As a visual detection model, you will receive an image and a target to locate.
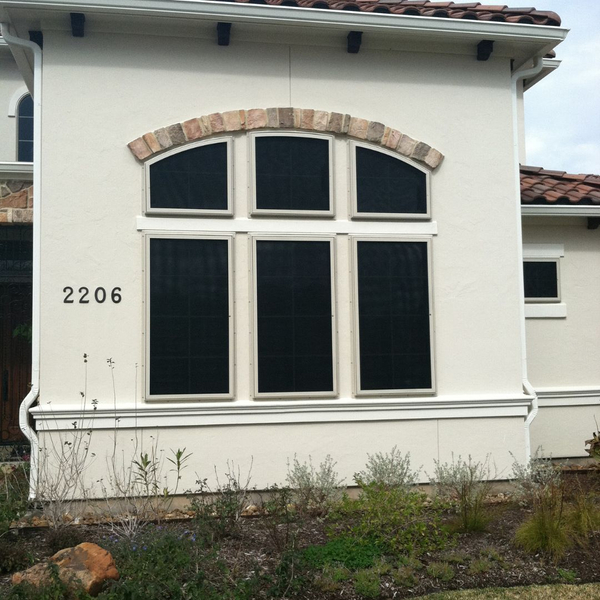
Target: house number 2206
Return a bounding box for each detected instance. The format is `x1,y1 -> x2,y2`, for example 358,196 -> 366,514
63,287 -> 122,304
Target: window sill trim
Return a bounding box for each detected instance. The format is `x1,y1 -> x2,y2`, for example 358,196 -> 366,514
524,303 -> 566,318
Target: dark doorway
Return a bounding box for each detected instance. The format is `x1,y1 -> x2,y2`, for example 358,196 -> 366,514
0,225 -> 32,445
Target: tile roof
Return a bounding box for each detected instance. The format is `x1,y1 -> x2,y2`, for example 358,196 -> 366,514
216,1 -> 562,26
521,166 -> 600,206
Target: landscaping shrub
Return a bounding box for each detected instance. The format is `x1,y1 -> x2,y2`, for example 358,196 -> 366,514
426,561 -> 454,582
286,454 -> 345,516
468,558 -> 491,575
430,454 -> 494,532
355,446 -> 419,490
258,484 -> 299,553
335,481 -> 450,556
303,536 -> 382,570
353,568 -> 381,598
392,565 -> 418,587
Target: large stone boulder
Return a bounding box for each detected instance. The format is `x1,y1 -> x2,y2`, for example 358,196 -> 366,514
12,542 -> 119,596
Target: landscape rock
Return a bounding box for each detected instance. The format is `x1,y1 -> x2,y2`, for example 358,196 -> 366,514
12,542 -> 119,596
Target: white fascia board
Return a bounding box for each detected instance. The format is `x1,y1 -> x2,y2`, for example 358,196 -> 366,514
0,0 -> 568,47
522,205 -> 600,217
0,161 -> 33,180
523,58 -> 561,91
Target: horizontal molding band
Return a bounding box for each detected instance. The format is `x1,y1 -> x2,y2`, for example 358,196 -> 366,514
32,395 -> 531,430
536,386 -> 600,408
525,303 -> 566,318
136,216 -> 438,235
0,161 -> 33,180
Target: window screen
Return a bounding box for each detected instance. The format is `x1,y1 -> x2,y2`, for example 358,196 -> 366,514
150,142 -> 228,211
256,240 -> 333,394
523,261 -> 559,300
255,136 -> 330,211
17,95 -> 33,163
149,238 -> 229,396
355,147 -> 427,215
357,241 -> 431,391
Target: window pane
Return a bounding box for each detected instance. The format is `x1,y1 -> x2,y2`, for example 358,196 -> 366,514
150,238 -> 229,395
357,241 -> 431,391
523,261 -> 558,299
256,240 -> 333,393
356,147 -> 427,214
18,95 -> 34,163
150,142 -> 228,210
255,137 -> 330,211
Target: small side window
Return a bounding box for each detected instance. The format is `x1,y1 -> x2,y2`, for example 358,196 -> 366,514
17,94 -> 33,162
351,143 -> 429,219
147,139 -> 231,215
523,260 -> 560,302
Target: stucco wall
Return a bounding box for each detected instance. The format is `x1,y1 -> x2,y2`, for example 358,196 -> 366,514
0,49 -> 25,163
32,27 -> 530,486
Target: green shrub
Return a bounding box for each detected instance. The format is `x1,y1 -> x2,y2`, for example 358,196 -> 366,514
479,546 -> 502,563
557,567 -> 578,583
426,561 -> 454,582
286,455 -> 345,516
355,447 -> 419,490
303,536 -> 382,570
567,487 -> 600,540
0,535 -> 30,574
313,564 -> 351,593
392,566 -> 418,587
468,558 -> 491,575
442,551 -> 471,565
397,555 -> 424,571
515,509 -> 572,561
335,482 -> 450,556
353,568 -> 381,598
430,454 -> 493,532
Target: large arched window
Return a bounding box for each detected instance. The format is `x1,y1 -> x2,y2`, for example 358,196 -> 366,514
144,132 -> 434,401
17,94 -> 33,162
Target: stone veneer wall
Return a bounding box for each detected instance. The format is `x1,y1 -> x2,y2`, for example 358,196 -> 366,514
0,181 -> 33,225
128,107 -> 444,170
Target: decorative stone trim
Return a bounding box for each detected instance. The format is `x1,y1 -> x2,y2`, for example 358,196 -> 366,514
128,107 -> 444,170
0,181 -> 34,224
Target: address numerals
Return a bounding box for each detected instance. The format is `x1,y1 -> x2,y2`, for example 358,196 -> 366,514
63,286 -> 122,304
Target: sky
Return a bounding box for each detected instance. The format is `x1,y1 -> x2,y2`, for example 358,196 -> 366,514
524,0 -> 600,174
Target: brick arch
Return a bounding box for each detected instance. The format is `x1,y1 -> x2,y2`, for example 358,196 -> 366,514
128,107 -> 444,170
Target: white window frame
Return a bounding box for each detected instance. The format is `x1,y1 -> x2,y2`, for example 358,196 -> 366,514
144,232 -> 235,402
145,137 -> 233,217
249,131 -> 335,218
250,234 -> 338,399
523,257 -> 561,303
351,235 -> 435,397
349,141 -> 431,221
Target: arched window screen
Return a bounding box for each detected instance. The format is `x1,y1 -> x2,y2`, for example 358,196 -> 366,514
17,94 -> 33,162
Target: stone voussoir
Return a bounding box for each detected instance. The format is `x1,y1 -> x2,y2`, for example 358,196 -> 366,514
128,107 -> 443,169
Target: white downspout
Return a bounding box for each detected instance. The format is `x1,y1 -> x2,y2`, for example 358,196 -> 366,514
511,55 -> 544,463
1,23 -> 42,499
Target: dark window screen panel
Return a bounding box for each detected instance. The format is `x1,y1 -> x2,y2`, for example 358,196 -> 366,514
256,240 -> 333,393
356,147 -> 427,214
150,238 -> 229,396
523,261 -> 558,299
357,241 -> 431,391
255,137 -> 330,211
150,142 -> 228,210
18,95 -> 34,163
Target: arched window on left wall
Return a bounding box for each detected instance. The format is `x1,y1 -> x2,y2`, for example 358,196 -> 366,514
17,94 -> 33,162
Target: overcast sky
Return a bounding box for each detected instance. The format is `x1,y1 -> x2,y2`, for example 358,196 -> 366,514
524,0 -> 600,174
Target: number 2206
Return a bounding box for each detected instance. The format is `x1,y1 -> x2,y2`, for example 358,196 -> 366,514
63,287 -> 122,304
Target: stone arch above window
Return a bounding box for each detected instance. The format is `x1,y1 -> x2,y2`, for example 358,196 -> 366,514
128,107 -> 444,171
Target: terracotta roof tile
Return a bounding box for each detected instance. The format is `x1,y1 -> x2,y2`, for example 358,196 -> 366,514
214,0 -> 562,26
521,166 -> 600,206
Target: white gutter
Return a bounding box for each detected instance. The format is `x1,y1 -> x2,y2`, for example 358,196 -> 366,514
0,0 -> 568,48
522,205 -> 600,217
512,56 -> 545,463
0,161 -> 33,180
1,23 -> 41,499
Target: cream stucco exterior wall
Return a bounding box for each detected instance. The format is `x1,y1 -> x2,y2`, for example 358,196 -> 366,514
524,217 -> 600,457
30,26 -> 532,489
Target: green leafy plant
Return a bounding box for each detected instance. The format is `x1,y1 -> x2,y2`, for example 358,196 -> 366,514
313,564 -> 351,593
426,561 -> 454,582
303,536 -> 382,570
392,565 -> 418,587
430,454 -> 494,532
286,454 -> 345,516
355,446 -> 419,490
557,567 -> 578,583
353,568 -> 381,598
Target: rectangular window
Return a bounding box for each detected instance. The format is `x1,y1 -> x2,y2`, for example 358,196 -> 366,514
148,236 -> 232,398
252,134 -> 333,216
523,259 -> 560,302
254,238 -> 335,396
147,139 -> 232,215
354,239 -> 433,394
